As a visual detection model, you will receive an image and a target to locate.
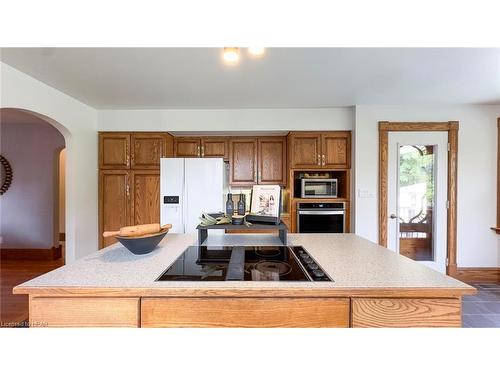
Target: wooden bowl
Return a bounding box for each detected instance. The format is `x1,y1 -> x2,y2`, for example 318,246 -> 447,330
115,228 -> 169,255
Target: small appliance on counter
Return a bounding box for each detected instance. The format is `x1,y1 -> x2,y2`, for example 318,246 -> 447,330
245,185 -> 282,225
156,245 -> 332,282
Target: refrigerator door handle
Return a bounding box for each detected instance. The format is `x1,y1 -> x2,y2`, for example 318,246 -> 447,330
183,159 -> 187,233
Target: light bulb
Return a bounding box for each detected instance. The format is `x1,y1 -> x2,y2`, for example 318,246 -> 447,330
248,47 -> 265,57
223,47 -> 240,63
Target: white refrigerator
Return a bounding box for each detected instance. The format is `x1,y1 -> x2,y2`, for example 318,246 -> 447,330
160,158 -> 224,233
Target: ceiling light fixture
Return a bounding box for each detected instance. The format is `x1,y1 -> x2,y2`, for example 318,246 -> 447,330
222,47 -> 240,64
248,47 -> 265,57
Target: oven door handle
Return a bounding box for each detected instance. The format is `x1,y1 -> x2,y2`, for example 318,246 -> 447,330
298,211 -> 345,215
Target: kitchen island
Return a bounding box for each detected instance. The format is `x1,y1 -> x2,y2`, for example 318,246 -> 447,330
14,234 -> 475,328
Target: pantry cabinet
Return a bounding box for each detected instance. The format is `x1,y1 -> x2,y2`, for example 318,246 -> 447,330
288,131 -> 351,169
99,170 -> 161,249
98,132 -> 172,249
130,170 -> 161,226
99,170 -> 131,248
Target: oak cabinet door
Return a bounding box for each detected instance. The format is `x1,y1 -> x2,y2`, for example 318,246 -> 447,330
131,170 -> 160,226
201,137 -> 228,160
174,138 -> 201,158
258,137 -> 287,185
321,132 -> 351,168
99,133 -> 130,169
99,170 -> 130,249
289,133 -> 321,168
131,133 -> 167,169
229,138 -> 258,185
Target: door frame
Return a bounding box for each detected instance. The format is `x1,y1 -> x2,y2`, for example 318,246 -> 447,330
378,121 -> 459,275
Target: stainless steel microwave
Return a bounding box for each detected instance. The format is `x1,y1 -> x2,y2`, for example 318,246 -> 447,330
301,178 -> 338,198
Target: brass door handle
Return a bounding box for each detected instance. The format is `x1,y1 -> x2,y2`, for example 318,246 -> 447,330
201,146 -> 205,157
322,154 -> 325,166
197,146 -> 200,157
317,154 -> 321,166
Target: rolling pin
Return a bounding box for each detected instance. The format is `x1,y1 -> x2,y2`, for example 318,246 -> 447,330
103,223 -> 172,238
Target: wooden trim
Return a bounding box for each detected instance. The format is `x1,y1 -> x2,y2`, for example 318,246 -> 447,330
453,267 -> 500,283
494,118 -> 500,234
379,122 -> 458,132
447,123 -> 459,275
13,286 -> 475,298
1,246 -> 62,261
378,121 -> 459,276
378,125 -> 388,246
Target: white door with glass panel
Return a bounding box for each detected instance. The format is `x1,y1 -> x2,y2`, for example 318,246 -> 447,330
387,132 -> 448,273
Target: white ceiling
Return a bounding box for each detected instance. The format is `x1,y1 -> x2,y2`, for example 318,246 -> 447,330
1,48 -> 499,109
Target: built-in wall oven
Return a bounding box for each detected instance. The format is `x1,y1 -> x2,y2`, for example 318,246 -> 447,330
297,202 -> 346,233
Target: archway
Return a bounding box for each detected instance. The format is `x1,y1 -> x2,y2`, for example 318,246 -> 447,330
0,107 -> 70,325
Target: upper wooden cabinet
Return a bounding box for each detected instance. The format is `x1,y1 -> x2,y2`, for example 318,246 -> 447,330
229,138 -> 258,185
229,137 -> 287,186
258,137 -> 287,185
174,137 -> 229,160
288,131 -> 351,169
174,137 -> 201,158
131,133 -> 172,169
288,133 -> 321,168
99,132 -> 173,170
321,132 -> 351,168
99,133 -> 131,169
201,137 -> 228,160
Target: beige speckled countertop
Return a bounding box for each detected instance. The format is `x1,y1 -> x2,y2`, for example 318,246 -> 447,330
14,234 -> 475,297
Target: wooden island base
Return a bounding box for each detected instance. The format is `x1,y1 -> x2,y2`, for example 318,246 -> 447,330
24,291 -> 463,328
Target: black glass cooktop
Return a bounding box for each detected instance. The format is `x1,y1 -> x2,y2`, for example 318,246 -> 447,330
156,246 -> 332,282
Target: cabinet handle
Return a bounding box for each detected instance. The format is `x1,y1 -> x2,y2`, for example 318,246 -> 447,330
317,154 -> 321,166
197,146 -> 200,157
126,184 -> 130,196
201,146 -> 204,157
322,154 -> 325,166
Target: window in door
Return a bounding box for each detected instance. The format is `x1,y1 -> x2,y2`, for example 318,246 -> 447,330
398,145 -> 435,261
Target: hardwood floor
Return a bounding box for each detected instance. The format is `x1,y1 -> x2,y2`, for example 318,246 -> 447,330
1,257 -> 64,327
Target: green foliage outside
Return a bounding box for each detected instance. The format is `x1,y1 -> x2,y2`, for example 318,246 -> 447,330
399,145 -> 434,206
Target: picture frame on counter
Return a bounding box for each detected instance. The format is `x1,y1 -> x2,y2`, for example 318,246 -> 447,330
247,185 -> 282,225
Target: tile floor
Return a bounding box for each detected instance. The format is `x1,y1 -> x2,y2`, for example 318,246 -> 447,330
462,283 -> 500,328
